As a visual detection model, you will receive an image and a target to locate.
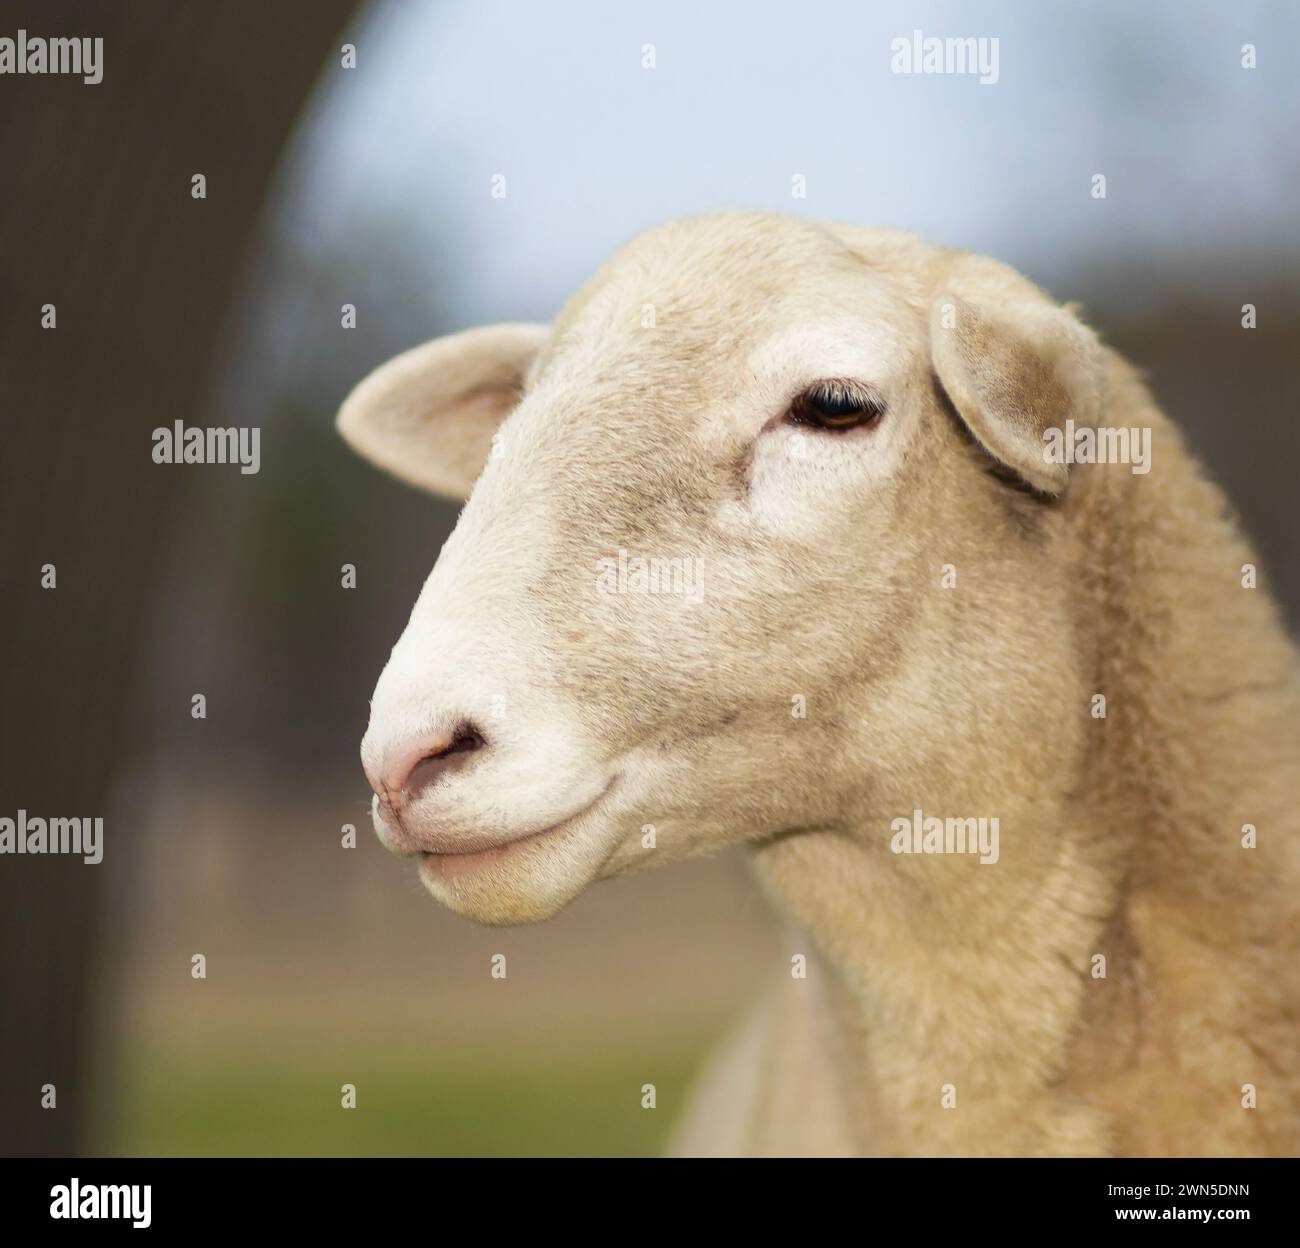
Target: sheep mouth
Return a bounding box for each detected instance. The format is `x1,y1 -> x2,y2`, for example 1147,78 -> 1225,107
417,776 -> 619,880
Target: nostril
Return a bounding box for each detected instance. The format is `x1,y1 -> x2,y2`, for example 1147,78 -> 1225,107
401,723 -> 486,797
423,726 -> 485,765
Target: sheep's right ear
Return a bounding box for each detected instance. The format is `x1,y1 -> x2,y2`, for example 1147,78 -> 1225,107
336,323 -> 550,501
929,295 -> 1101,496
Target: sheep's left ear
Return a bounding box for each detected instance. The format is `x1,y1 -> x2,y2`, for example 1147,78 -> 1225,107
336,323 -> 550,501
929,294 -> 1102,496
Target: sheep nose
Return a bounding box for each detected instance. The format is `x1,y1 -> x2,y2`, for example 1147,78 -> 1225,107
363,724 -> 487,810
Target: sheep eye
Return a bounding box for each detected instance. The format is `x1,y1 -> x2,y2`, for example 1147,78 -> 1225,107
786,381 -> 886,432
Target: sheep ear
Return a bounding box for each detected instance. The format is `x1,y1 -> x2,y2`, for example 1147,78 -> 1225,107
929,295 -> 1101,496
336,323 -> 550,501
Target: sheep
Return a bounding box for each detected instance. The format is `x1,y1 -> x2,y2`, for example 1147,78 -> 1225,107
336,212 -> 1300,1157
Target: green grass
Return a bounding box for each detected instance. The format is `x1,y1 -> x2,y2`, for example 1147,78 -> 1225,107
99,1028 -> 709,1156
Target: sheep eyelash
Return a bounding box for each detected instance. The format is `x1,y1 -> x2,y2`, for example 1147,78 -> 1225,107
785,378 -> 888,430
803,379 -> 884,409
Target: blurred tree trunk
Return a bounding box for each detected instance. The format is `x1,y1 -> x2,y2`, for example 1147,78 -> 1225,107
0,0 -> 358,1155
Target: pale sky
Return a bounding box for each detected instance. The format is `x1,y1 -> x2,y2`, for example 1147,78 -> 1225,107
239,0 -> 1299,409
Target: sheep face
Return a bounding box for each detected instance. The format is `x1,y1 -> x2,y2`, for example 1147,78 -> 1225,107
338,213 -> 1101,925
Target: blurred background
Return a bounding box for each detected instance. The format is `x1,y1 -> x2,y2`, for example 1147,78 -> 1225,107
1,0 -> 1297,1155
